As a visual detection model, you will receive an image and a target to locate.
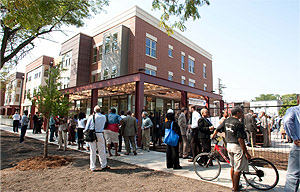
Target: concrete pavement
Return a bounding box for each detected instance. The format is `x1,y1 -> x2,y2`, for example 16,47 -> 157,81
0,124 -> 287,191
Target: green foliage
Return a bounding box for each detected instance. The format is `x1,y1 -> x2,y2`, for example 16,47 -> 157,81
152,0 -> 210,35
27,65 -> 71,120
254,94 -> 280,101
279,93 -> 298,116
1,0 -> 109,68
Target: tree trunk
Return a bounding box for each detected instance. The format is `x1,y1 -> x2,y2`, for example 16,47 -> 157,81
44,118 -> 49,158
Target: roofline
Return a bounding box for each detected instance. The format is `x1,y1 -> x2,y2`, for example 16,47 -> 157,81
89,6 -> 212,60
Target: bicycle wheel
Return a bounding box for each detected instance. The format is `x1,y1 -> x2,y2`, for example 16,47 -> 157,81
193,153 -> 221,181
243,158 -> 279,190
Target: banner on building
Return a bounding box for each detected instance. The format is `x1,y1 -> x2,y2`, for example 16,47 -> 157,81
188,98 -> 206,106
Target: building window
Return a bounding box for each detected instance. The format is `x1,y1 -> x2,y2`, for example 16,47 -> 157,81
168,71 -> 173,81
28,76 -> 31,82
146,38 -> 156,58
44,70 -> 49,77
98,45 -> 103,61
93,47 -> 97,63
204,84 -> 207,91
34,73 -> 38,79
105,36 -> 110,54
181,55 -> 185,69
39,72 -> 41,77
112,33 -> 118,51
97,73 -> 101,81
91,75 -> 96,83
189,79 -> 195,87
15,94 -> 20,102
188,58 -> 195,73
111,66 -> 117,78
203,64 -> 206,78
17,80 -> 21,88
181,76 -> 185,84
145,68 -> 156,76
103,68 -> 109,80
168,45 -> 173,57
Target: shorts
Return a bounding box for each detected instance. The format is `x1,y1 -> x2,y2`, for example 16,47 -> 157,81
104,130 -> 119,145
227,143 -> 249,172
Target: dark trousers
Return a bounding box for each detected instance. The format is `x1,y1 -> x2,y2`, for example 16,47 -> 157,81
19,125 -> 27,143
200,138 -> 212,165
13,120 -> 19,132
118,134 -> 122,152
50,125 -> 55,141
77,128 -> 84,148
190,128 -> 202,160
33,123 -> 38,134
166,144 -> 180,168
68,126 -> 76,142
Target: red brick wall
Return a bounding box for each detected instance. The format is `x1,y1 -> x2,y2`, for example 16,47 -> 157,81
132,17 -> 213,92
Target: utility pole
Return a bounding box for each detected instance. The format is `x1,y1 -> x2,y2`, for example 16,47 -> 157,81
217,78 -> 226,95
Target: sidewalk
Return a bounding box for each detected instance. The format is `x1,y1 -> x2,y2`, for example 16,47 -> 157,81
0,124 -> 287,191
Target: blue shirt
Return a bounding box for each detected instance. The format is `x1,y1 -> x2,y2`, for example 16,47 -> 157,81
21,115 -> 29,126
84,113 -> 106,133
107,113 -> 122,124
283,105 -> 300,141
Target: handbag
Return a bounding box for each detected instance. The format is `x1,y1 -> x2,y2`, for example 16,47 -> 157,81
84,115 -> 97,142
164,122 -> 179,146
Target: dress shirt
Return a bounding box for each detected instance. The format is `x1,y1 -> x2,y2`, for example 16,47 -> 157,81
283,105 -> 300,141
12,114 -> 20,121
191,111 -> 201,129
84,113 -> 106,133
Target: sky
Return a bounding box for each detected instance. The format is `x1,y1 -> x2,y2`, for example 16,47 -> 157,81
16,0 -> 300,102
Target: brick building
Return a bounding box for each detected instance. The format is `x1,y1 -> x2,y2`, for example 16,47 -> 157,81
59,6 -> 221,118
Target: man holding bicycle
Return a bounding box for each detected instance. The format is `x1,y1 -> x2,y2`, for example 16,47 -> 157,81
213,107 -> 251,192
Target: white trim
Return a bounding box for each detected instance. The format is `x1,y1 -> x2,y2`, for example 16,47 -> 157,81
188,55 -> 195,61
181,76 -> 186,80
145,63 -> 157,71
88,6 -> 212,60
91,69 -> 101,75
189,78 -> 195,83
181,51 -> 185,56
94,42 -> 103,48
203,63 -> 206,67
168,45 -> 173,50
146,33 -> 157,42
168,71 -> 173,76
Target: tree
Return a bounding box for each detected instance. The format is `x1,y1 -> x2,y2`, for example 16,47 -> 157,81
28,65 -> 71,158
1,0 -> 209,69
254,94 -> 280,101
279,93 -> 298,116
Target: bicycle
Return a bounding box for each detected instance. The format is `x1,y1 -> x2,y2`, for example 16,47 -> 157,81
193,136 -> 279,190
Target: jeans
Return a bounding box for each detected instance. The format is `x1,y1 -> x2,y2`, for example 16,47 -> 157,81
284,144 -> 300,192
19,125 -> 27,143
49,125 -> 55,141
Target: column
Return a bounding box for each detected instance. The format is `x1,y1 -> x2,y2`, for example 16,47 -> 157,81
91,89 -> 98,112
180,91 -> 187,108
135,80 -> 144,147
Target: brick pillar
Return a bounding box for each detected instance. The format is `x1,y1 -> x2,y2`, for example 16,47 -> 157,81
181,91 -> 187,108
30,102 -> 35,129
135,80 -> 144,147
91,89 -> 98,112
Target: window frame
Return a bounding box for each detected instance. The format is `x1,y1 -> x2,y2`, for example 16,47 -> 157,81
146,38 -> 157,58
188,58 -> 195,73
92,47 -> 97,63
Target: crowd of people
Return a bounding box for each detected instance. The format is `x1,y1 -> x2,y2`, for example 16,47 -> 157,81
9,98 -> 299,191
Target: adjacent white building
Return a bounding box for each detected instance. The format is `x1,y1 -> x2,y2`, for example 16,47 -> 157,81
250,100 -> 283,116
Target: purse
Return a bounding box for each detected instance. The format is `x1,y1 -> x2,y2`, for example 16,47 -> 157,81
164,122 -> 179,146
84,115 -> 97,142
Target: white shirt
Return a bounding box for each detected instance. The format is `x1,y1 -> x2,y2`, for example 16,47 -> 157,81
84,113 -> 106,133
12,114 -> 20,121
191,111 -> 201,129
78,118 -> 87,128
120,115 -> 127,119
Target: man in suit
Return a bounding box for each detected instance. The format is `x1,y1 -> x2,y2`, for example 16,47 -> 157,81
122,111 -> 138,155
245,110 -> 257,146
178,107 -> 189,158
198,108 -> 214,164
